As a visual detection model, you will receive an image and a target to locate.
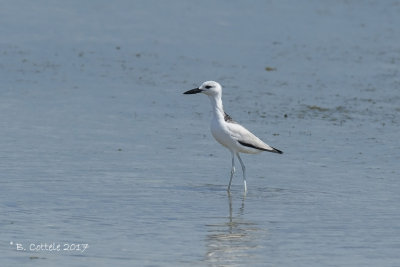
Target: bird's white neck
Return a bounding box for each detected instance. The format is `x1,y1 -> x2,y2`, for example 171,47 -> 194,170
208,94 -> 224,121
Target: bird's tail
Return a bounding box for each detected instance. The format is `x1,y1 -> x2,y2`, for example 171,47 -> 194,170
270,147 -> 283,154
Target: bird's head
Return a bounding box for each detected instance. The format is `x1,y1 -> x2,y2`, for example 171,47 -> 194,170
183,81 -> 222,97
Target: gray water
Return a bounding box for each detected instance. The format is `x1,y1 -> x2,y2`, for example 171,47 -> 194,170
1,1 -> 400,266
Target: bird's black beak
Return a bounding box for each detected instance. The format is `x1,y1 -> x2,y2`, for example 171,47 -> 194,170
183,88 -> 202,94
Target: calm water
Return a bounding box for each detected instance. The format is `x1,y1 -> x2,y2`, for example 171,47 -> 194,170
1,1 -> 399,266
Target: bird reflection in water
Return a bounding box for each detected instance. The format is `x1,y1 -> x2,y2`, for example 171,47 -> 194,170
205,194 -> 264,265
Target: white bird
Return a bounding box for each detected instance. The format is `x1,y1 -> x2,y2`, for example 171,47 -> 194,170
184,81 -> 283,193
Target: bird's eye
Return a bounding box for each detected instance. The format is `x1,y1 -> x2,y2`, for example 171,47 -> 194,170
205,85 -> 212,89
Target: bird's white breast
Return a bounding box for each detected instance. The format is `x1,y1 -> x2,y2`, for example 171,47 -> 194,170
210,117 -> 235,150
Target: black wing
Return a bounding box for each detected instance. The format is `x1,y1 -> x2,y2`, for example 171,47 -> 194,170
238,141 -> 283,154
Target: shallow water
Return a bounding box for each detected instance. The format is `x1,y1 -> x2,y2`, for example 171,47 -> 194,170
1,1 -> 400,266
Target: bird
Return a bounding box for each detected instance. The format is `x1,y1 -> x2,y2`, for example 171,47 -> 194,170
183,81 -> 283,193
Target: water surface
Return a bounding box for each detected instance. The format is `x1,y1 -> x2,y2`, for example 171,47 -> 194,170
1,1 -> 399,266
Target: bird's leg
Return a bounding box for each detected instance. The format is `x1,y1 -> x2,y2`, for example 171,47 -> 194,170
228,152 -> 235,192
236,153 -> 247,193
